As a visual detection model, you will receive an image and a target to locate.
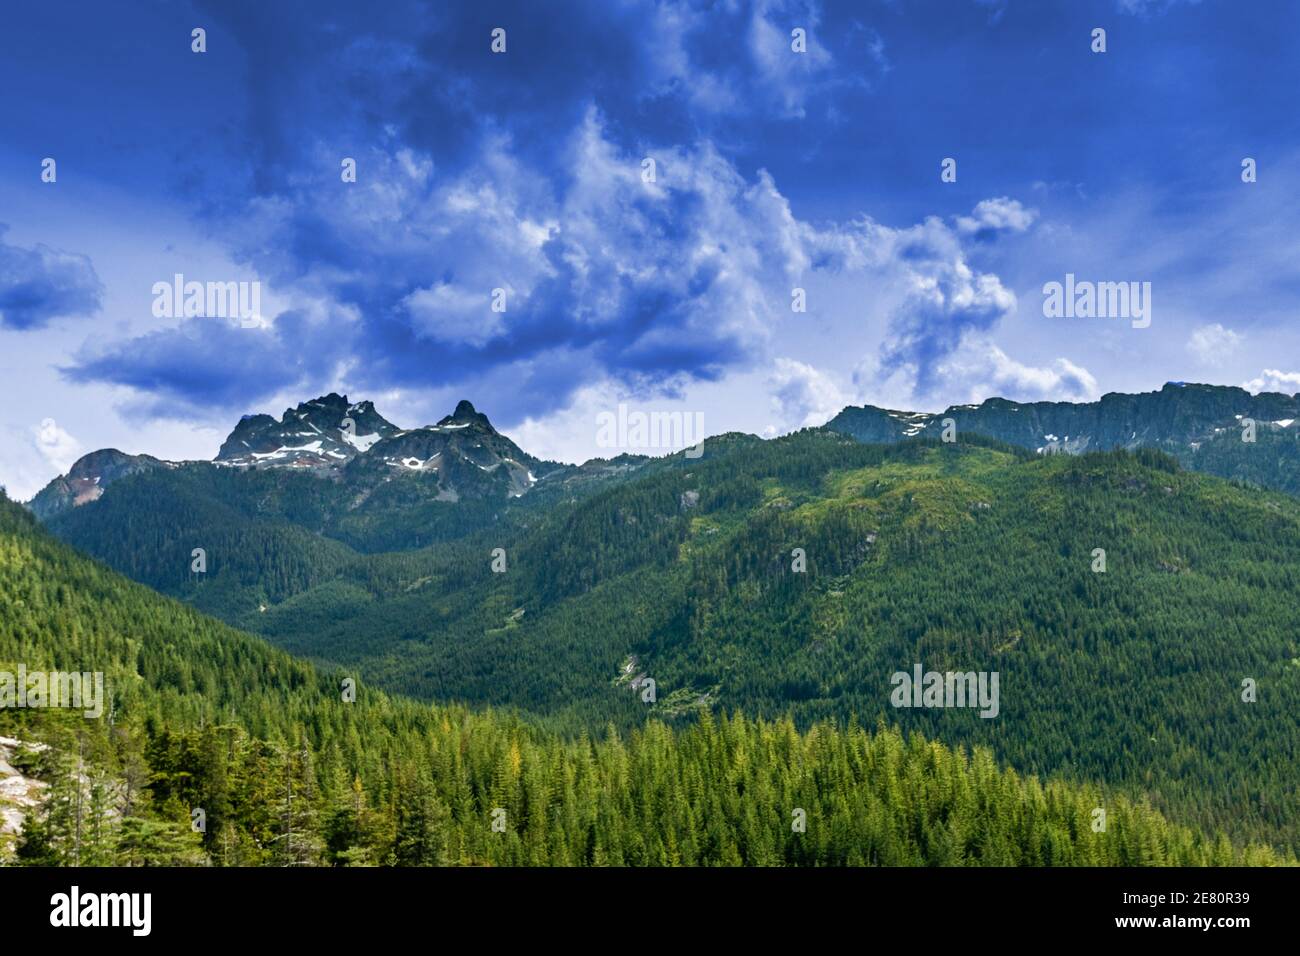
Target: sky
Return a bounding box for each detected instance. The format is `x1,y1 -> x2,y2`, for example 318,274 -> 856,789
3,0 -> 1300,499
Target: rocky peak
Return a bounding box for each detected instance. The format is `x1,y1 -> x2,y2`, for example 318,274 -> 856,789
826,383 -> 1300,454
437,400 -> 495,431
215,393 -> 400,470
27,449 -> 165,520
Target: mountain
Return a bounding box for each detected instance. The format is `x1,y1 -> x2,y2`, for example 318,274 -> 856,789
34,417 -> 1300,852
215,393 -> 399,469
234,430 -> 1300,852
29,396 -> 586,529
19,384 -> 1300,854
343,399 -> 547,500
828,382 -> 1300,450
8,489 -> 1265,867
27,449 -> 167,520
215,392 -> 554,502
33,396 -> 651,616
39,381 -> 1300,528
827,382 -> 1300,494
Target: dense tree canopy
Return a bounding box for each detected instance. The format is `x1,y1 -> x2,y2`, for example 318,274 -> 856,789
2,450 -> 1295,865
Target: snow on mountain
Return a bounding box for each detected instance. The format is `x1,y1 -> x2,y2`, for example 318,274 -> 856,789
827,382 -> 1300,455
214,393 -> 400,470
27,395 -> 568,520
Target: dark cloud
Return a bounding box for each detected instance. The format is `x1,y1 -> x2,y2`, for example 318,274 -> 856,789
63,313 -> 317,417
68,109 -> 803,422
49,0 -> 877,422
50,0 -> 1021,424
0,226 -> 103,330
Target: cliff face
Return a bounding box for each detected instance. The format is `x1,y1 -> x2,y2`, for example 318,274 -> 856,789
828,382 -> 1300,454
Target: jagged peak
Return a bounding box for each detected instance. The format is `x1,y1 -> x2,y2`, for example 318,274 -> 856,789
438,399 -> 494,430
302,392 -> 349,408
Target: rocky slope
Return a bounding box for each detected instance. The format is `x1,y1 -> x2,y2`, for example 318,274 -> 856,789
215,393 -> 401,470
27,449 -> 167,520
0,736 -> 47,861
29,396 -> 561,520
827,382 -> 1300,454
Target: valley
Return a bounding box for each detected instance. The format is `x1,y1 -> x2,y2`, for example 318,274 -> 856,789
4,491 -> 1274,865
17,384 -> 1300,857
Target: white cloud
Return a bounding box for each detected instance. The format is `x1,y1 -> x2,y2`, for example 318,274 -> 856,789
508,381 -> 621,465
747,1 -> 835,118
768,358 -> 847,430
94,108 -> 821,423
403,283 -> 506,347
0,418 -> 83,500
80,107 -> 1026,439
804,213 -> 1019,397
934,337 -> 1100,405
509,378 -> 722,464
33,417 -> 82,473
644,0 -> 885,120
1186,323 -> 1242,364
1242,368 -> 1300,395
955,197 -> 1038,236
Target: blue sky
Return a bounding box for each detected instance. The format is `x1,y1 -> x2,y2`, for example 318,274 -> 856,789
3,0 -> 1300,497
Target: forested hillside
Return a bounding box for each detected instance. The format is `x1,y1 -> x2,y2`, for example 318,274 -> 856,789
827,382 -> 1300,496
43,444 -> 656,615
168,432 -> 1300,853
4,493 -> 1276,866
24,427 -> 1300,856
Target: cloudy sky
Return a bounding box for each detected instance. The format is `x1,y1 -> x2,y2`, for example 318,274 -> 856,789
2,0 -> 1299,498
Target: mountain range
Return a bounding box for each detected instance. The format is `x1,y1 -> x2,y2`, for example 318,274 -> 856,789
30,382 -> 1300,526
827,381 -> 1299,451
14,382 -> 1300,856
27,395 -> 566,523
827,381 -> 1300,495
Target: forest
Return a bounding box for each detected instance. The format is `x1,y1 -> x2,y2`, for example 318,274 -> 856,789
47,431 -> 1300,851
4,431 -> 1299,864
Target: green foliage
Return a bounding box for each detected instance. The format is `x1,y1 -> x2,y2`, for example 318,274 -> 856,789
0,494 -> 1285,866
1173,425 -> 1300,495
122,433 -> 1299,854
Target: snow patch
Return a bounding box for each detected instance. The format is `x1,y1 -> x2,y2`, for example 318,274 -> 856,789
252,440 -> 323,461
341,430 -> 382,453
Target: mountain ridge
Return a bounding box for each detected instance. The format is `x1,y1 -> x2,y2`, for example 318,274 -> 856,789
6,489 -> 1275,867
827,381 -> 1300,452
26,380 -> 1300,523
15,399 -> 1300,853
28,395 -> 553,520
214,392 -> 401,469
